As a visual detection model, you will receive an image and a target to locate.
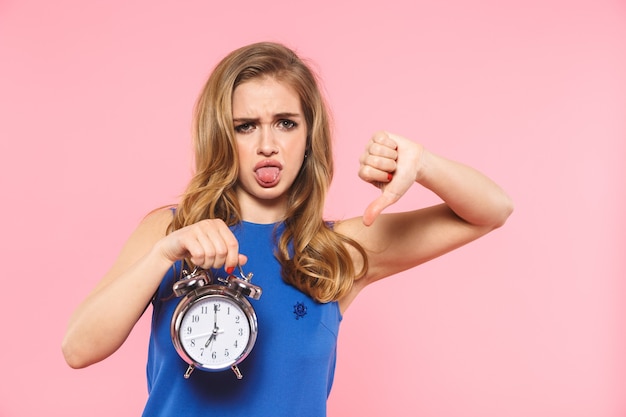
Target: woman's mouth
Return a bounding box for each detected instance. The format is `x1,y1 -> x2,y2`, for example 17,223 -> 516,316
254,161 -> 282,187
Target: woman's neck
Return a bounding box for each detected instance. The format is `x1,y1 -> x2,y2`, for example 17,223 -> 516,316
238,195 -> 288,224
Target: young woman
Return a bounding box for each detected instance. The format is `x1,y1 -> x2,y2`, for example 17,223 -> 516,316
62,42 -> 513,416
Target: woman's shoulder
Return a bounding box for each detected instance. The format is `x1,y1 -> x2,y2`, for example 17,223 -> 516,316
144,205 -> 176,222
331,215 -> 365,239
128,206 -> 175,243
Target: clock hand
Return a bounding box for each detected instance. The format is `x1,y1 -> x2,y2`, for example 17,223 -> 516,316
205,332 -> 216,348
205,328 -> 225,348
206,306 -> 221,349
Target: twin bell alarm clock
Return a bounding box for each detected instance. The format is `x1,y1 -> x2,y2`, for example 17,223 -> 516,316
170,265 -> 262,380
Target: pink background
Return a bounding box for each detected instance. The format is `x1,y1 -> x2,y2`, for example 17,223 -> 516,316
1,0 -> 624,416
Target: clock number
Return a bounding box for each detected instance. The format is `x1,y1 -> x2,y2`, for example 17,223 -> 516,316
235,315 -> 240,324
191,315 -> 200,323
201,306 -> 208,314
186,326 -> 192,335
190,339 -> 195,347
212,351 -> 217,360
238,328 -> 243,336
233,340 -> 238,348
224,348 -> 229,357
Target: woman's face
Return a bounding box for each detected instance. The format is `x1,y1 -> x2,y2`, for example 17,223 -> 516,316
232,76 -> 307,223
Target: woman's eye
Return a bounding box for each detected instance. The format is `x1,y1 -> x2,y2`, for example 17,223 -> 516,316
278,120 -> 297,130
235,123 -> 254,133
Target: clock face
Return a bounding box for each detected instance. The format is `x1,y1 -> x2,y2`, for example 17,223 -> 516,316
177,294 -> 254,369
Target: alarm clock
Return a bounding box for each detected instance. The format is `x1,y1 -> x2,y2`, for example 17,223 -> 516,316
170,265 -> 262,380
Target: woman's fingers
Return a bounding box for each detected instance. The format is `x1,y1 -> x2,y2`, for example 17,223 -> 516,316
160,219 -> 242,271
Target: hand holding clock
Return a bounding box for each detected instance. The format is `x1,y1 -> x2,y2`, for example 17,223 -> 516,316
154,218 -> 248,272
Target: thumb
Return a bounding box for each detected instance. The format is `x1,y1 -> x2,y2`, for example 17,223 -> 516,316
362,190 -> 401,226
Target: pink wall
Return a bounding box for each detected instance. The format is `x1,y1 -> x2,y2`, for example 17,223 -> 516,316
1,0 -> 624,416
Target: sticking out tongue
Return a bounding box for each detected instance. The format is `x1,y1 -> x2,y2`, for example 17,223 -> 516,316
255,166 -> 280,186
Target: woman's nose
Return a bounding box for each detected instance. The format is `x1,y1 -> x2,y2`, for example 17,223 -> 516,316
257,126 -> 278,155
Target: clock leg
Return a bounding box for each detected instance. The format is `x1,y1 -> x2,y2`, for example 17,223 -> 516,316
184,364 -> 195,379
231,365 -> 243,380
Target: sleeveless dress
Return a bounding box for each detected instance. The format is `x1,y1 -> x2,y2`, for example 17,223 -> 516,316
142,221 -> 342,416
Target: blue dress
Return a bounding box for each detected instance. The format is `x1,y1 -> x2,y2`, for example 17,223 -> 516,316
143,221 -> 342,416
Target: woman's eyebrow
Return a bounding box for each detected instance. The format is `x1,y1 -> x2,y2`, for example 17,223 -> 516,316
233,112 -> 302,122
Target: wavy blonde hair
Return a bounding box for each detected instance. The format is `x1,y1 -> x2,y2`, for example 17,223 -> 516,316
168,42 -> 367,303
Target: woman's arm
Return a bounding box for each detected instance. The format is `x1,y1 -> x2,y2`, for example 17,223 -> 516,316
62,208 -> 245,368
337,132 -> 513,309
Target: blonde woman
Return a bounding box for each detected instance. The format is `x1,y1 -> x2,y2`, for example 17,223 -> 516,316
63,42 -> 513,416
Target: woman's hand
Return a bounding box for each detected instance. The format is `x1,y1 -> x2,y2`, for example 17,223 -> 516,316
155,219 -> 247,272
359,131 -> 425,226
